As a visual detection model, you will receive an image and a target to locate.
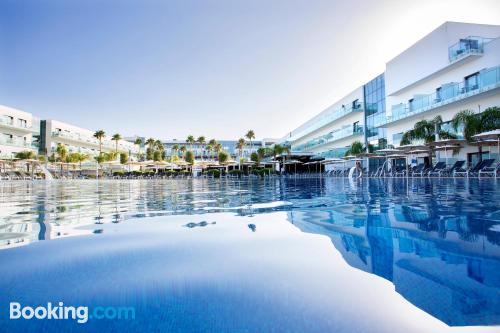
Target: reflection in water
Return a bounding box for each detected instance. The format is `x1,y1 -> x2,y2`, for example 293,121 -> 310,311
0,178 -> 499,329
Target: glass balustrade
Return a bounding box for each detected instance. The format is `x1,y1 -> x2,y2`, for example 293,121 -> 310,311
0,116 -> 33,130
376,66 -> 500,127
293,125 -> 363,152
448,36 -> 493,62
0,136 -> 33,148
288,103 -> 363,142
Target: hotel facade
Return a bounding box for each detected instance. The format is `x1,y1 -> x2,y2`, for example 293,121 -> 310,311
0,105 -> 40,159
282,22 -> 500,167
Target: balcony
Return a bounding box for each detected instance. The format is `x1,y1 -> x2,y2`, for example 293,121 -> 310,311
293,125 -> 363,152
51,131 -> 138,153
0,137 -> 36,150
448,36 -> 493,63
375,66 -> 500,127
52,131 -> 101,148
0,116 -> 33,134
288,102 -> 364,142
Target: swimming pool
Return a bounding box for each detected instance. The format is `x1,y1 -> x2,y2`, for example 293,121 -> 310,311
0,178 -> 499,332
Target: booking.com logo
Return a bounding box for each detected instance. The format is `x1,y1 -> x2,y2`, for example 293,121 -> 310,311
9,302 -> 135,324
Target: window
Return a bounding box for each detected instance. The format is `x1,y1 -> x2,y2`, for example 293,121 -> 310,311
465,73 -> 479,92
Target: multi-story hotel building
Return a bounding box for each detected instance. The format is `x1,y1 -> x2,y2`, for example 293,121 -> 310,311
284,22 -> 500,166
0,105 -> 39,159
162,138 -> 277,160
39,119 -> 139,158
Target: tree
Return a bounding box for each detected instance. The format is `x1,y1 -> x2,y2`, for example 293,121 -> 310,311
14,150 -> 36,160
400,115 -> 456,165
145,138 -> 156,160
235,138 -> 245,170
185,150 -> 194,165
218,151 -> 229,164
120,152 -> 128,164
112,133 -> 122,153
345,141 -> 364,157
400,116 -> 455,145
451,107 -> 500,162
245,130 -> 255,157
134,138 -> 143,160
180,145 -> 187,158
197,136 -> 206,160
186,135 -> 195,151
206,144 -> 213,161
56,143 -> 67,162
93,130 -> 105,157
155,140 -> 164,161
171,144 -> 179,162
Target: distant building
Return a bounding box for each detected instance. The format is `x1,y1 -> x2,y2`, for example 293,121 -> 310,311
39,119 -> 139,158
0,105 -> 39,159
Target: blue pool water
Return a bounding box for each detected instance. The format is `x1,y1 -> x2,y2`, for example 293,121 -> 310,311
0,178 -> 499,332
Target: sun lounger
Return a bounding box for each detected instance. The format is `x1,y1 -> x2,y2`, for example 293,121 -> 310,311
454,159 -> 495,177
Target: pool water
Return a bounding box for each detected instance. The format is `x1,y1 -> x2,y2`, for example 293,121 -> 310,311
0,178 -> 499,332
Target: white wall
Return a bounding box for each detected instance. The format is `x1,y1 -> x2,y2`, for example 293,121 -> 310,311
385,22 -> 500,97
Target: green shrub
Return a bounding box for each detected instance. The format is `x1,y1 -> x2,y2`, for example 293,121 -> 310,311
204,169 -> 221,178
228,169 -> 242,177
120,152 -> 128,164
113,170 -> 125,177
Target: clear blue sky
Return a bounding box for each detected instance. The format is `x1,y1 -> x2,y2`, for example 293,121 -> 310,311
1,0 -> 499,140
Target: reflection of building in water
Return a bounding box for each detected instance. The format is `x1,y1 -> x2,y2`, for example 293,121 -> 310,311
289,205 -> 500,326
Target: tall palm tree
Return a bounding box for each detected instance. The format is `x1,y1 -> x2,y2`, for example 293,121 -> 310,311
134,137 -> 143,160
171,144 -> 179,162
93,130 -> 105,157
145,138 -> 155,160
206,144 -> 213,161
245,130 -> 255,157
214,143 -> 222,161
155,140 -> 164,160
197,136 -> 206,160
208,139 -> 217,160
236,138 -> 245,170
55,144 -> 67,175
180,146 -> 187,159
451,107 -> 500,162
112,133 -> 122,154
186,135 -> 195,151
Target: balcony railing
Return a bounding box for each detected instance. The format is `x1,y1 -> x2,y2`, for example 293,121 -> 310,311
0,117 -> 33,131
288,103 -> 363,142
448,36 -> 493,62
293,126 -> 363,152
375,66 -> 500,127
52,132 -> 138,152
0,137 -> 35,149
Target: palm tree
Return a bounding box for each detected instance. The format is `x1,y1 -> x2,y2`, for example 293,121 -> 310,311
171,144 -> 179,162
208,139 -> 217,160
400,116 -> 455,145
400,115 -> 456,165
245,130 -> 255,157
145,138 -> 155,160
155,140 -> 164,160
55,143 -> 67,175
111,133 -> 122,154
93,130 -> 105,157
206,144 -> 213,161
451,107 -> 500,162
345,141 -> 364,157
180,146 -> 187,158
197,136 -> 206,160
186,135 -> 195,151
134,137 -> 143,160
236,138 -> 245,170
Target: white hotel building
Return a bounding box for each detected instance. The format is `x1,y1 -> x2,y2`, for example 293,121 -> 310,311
0,105 -> 39,159
40,119 -> 139,158
283,22 -> 500,166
